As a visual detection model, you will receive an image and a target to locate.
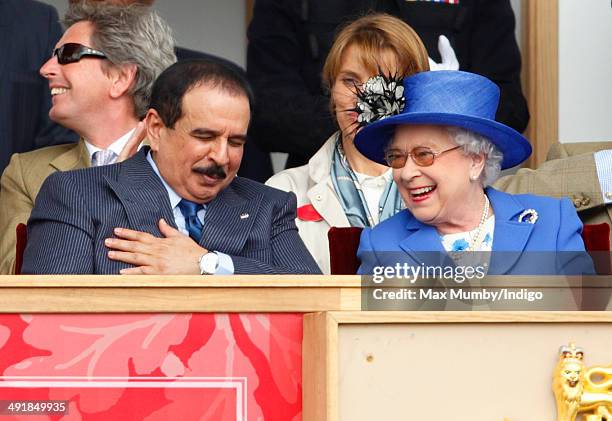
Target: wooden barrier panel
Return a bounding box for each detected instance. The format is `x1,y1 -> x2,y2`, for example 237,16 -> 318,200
303,312 -> 612,421
0,275 -> 362,313
1,276 -> 611,420
0,276 -> 361,420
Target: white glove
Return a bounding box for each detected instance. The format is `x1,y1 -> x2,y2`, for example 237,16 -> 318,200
428,35 -> 459,71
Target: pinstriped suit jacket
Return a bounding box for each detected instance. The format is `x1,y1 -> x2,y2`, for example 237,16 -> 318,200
21,149 -> 321,274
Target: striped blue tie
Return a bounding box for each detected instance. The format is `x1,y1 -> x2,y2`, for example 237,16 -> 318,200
178,199 -> 204,242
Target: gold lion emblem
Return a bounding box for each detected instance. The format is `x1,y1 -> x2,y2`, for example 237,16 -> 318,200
553,343 -> 612,421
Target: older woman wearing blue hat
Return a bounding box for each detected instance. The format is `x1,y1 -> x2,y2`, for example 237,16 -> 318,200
354,70 -> 591,275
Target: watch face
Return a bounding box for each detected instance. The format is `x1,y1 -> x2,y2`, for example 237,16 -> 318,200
200,252 -> 219,274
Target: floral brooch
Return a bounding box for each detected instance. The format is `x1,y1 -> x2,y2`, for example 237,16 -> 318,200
518,209 -> 539,224
354,73 -> 405,127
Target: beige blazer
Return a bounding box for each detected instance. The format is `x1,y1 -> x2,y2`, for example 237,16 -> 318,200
266,133 -> 349,274
0,141 -> 90,274
494,142 -> 612,238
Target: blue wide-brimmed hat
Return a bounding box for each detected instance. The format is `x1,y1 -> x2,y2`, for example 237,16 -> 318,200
354,70 -> 531,169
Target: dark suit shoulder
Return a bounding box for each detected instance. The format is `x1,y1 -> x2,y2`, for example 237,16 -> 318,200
42,160 -> 121,191
62,160 -> 122,179
12,0 -> 57,12
8,0 -> 58,25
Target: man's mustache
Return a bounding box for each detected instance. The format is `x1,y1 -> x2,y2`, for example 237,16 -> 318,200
193,164 -> 227,179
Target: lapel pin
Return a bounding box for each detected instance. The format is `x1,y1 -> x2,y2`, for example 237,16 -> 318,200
517,209 -> 538,224
240,213 -> 250,219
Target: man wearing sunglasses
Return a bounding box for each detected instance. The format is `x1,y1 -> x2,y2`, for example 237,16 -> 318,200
0,2 -> 176,274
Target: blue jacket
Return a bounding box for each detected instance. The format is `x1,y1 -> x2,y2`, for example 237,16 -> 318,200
358,187 -> 593,275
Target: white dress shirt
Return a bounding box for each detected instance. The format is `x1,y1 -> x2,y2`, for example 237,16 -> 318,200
354,169 -> 393,225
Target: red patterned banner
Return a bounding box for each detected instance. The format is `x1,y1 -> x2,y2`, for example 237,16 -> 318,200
0,313 -> 303,420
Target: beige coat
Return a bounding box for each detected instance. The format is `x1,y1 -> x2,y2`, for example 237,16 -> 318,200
266,134 -> 349,273
494,142 -> 612,236
0,141 -> 90,274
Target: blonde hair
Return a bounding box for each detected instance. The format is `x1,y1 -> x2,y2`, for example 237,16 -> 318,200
322,13 -> 429,94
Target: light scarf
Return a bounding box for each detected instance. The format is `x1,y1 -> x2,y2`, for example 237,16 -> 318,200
330,134 -> 403,227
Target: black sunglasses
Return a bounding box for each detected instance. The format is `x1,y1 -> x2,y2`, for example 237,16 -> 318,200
53,43 -> 107,65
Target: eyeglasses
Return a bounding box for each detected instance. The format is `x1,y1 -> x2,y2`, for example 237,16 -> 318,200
384,145 -> 462,168
53,43 -> 107,65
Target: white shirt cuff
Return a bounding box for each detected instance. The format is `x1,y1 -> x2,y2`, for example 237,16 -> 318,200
214,251 -> 234,275
594,150 -> 612,204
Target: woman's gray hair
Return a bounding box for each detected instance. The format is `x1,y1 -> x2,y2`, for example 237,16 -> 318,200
65,2 -> 177,118
447,127 -> 503,186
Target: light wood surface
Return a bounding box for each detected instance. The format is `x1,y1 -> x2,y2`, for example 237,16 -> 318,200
328,310 -> 612,323
0,274 -> 362,287
0,275 -> 362,313
522,0 -> 559,168
1,275 -> 609,312
303,312 -> 339,421
1,274 -> 607,287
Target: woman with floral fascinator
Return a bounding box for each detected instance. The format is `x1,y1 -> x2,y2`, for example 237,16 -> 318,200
354,70 -> 593,276
266,14 -> 431,273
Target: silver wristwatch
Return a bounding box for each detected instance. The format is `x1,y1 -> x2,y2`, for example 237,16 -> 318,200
198,251 -> 219,275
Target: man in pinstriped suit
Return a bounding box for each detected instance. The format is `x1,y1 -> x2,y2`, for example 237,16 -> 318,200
22,60 -> 320,275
